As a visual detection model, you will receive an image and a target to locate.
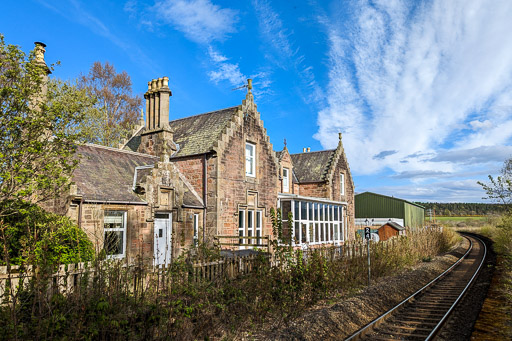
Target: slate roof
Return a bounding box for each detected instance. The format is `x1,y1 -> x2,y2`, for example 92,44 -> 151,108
74,144 -> 157,203
74,144 -> 204,207
124,106 -> 239,157
291,149 -> 336,183
171,107 -> 238,157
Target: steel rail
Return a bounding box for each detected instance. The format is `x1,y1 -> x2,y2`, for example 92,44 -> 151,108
424,234 -> 487,340
345,234 -> 481,341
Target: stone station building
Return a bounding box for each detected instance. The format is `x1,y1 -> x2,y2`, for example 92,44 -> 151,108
43,57 -> 356,264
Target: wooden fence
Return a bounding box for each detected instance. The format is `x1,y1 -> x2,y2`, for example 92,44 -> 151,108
0,233 -> 430,304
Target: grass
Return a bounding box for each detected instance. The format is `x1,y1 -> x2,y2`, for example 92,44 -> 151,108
466,217 -> 512,339
433,216 -> 487,222
0,229 -> 456,340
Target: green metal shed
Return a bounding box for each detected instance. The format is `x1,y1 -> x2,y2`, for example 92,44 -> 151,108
355,192 -> 425,228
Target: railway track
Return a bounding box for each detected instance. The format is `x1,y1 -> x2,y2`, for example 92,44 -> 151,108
345,234 -> 487,341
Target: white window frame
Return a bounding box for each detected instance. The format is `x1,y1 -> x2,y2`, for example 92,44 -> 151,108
282,167 -> 290,192
340,173 -> 345,196
193,213 -> 199,246
238,209 -> 263,248
238,210 -> 246,246
256,210 -> 262,246
104,211 -> 127,259
245,142 -> 256,177
289,200 -> 345,246
247,210 -> 254,245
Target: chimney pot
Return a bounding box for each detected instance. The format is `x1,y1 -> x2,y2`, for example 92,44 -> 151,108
307,147 -> 310,152
303,148 -> 306,153
151,79 -> 157,90
147,81 -> 152,91
162,76 -> 169,88
33,42 -> 47,66
157,77 -> 163,88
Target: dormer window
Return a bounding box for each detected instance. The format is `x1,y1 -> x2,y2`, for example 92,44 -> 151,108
245,142 -> 256,177
283,168 -> 290,192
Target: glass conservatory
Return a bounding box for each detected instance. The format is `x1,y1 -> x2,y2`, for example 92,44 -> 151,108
278,193 -> 348,246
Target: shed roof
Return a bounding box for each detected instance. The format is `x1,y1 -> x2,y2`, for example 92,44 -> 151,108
356,191 -> 425,209
290,149 -> 336,183
380,221 -> 405,231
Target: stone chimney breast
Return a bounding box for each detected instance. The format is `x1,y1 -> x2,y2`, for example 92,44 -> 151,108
144,76 -> 172,131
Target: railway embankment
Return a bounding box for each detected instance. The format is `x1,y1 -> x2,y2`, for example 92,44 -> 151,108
250,237 -> 476,340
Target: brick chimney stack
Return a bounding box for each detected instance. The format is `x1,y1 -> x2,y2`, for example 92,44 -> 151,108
144,76 -> 172,131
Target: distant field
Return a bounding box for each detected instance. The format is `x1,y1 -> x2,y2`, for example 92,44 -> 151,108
429,216 -> 487,222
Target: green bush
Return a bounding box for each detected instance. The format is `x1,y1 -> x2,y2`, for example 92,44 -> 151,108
0,200 -> 94,265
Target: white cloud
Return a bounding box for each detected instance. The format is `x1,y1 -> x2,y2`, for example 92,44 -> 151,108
154,0 -> 239,44
207,47 -> 245,86
364,179 -> 487,202
315,0 -> 512,175
252,0 -> 296,66
207,46 -> 228,63
252,0 -> 324,105
469,120 -> 493,130
429,145 -> 512,164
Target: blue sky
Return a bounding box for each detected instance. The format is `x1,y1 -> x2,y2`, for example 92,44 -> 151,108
2,0 -> 512,203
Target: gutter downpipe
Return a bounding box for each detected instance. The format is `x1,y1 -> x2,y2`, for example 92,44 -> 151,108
203,153 -> 208,243
78,197 -> 84,229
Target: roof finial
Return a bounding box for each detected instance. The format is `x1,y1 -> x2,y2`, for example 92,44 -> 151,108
247,78 -> 252,92
339,132 -> 342,142
284,138 -> 287,147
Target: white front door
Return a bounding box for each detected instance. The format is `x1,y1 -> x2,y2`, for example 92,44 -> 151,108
154,213 -> 172,266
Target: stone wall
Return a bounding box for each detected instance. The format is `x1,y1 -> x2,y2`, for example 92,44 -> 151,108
173,155 -> 205,200
278,148 -> 294,194
298,182 -> 329,198
215,105 -> 279,240
327,147 -> 356,241
77,203 -> 151,263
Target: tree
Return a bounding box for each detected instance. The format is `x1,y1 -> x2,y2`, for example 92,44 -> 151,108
77,61 -> 142,148
478,158 -> 512,207
0,35 -> 94,217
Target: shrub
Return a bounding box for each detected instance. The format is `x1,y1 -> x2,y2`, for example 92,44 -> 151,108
0,200 -> 94,265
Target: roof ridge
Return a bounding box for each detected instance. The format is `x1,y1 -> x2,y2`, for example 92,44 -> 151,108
83,143 -> 158,159
290,149 -> 336,156
170,105 -> 239,123
357,191 -> 425,209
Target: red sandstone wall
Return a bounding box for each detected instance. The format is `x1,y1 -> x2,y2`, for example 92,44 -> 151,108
328,152 -> 356,240
298,182 -> 329,198
216,113 -> 279,239
173,155 -> 205,195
